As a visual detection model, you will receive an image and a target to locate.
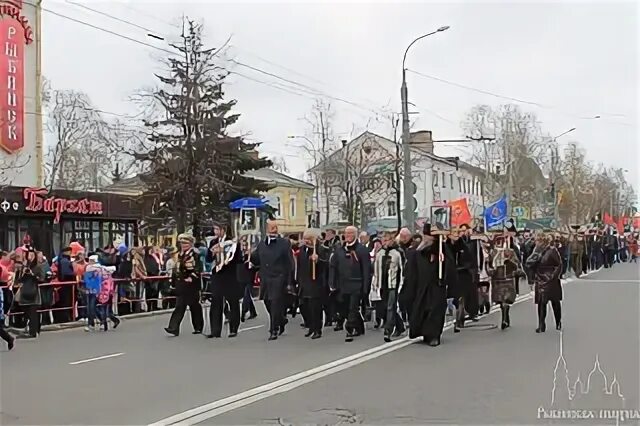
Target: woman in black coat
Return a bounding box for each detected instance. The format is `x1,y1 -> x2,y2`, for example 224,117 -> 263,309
526,234 -> 563,333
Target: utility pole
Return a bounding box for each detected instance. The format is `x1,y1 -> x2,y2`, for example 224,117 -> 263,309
400,71 -> 414,230
400,26 -> 449,231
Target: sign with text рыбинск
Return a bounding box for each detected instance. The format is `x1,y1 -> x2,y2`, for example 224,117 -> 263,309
0,0 -> 39,187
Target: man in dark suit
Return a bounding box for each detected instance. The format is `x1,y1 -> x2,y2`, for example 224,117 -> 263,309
329,226 -> 371,342
250,219 -> 294,341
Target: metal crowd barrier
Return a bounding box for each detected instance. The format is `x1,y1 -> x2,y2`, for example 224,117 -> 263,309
1,272 -> 259,323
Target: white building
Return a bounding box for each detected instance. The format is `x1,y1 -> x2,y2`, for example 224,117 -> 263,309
308,130 -> 485,228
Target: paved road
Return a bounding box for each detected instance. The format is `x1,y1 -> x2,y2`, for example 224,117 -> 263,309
1,263 -> 638,425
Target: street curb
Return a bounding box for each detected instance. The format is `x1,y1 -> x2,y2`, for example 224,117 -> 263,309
9,308 -> 174,334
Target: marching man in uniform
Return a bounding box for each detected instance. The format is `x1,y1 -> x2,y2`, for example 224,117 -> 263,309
164,233 -> 204,336
205,224 -> 243,338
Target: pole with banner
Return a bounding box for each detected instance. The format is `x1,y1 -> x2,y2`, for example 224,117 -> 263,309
430,205 -> 452,281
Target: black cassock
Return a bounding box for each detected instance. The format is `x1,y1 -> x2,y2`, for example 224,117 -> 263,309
403,239 -> 456,343
451,236 -> 482,320
297,243 -> 328,335
166,248 -> 204,335
206,243 -> 243,337
251,236 -> 294,335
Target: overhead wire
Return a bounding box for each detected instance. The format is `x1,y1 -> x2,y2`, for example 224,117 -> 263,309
44,1 -> 389,120
406,69 -> 633,126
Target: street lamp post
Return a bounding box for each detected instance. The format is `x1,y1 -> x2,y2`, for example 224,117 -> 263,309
400,26 -> 449,230
550,127 -> 576,226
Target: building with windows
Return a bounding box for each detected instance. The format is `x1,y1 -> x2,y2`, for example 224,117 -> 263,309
308,130 -> 486,229
243,168 -> 315,236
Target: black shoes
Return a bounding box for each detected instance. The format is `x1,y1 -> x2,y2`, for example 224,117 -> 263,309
7,337 -> 14,350
112,318 -> 121,329
345,333 -> 354,342
426,337 -> 440,347
268,332 -> 278,341
383,331 -> 392,343
304,330 -> 313,337
536,323 -> 546,333
556,322 -> 562,331
164,327 -> 179,337
205,334 -> 220,338
311,332 -> 322,339
192,330 -> 202,335
228,332 -> 238,338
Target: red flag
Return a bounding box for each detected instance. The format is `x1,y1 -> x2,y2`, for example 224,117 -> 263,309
604,212 -> 615,225
616,217 -> 625,234
448,198 -> 472,227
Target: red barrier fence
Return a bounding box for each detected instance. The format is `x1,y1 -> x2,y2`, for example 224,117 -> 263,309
1,272 -> 257,322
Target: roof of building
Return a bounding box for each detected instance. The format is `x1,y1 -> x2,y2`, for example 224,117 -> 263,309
307,130 -> 484,175
236,168 -> 315,190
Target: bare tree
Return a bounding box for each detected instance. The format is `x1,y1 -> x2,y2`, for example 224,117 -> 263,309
301,99 -> 337,225
462,104 -> 548,212
271,156 -> 289,174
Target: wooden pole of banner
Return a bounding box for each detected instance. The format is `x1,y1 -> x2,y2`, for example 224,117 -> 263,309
438,234 -> 444,280
247,237 -> 252,269
312,239 -> 317,280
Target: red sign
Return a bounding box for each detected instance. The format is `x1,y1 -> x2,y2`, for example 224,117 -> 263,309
23,188 -> 104,224
0,1 -> 32,153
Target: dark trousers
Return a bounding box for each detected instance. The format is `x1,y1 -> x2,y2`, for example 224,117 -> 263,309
0,321 -> 12,345
167,290 -> 203,333
20,305 -> 40,337
145,282 -> 159,312
384,289 -> 404,335
604,250 -> 614,268
53,283 -> 73,323
265,297 -> 285,334
302,297 -> 322,334
344,292 -> 364,335
241,284 -> 257,318
537,299 -> 561,327
210,295 -> 240,337
326,291 -> 340,324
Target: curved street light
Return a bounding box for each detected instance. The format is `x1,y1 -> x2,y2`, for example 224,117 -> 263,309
400,26 -> 450,230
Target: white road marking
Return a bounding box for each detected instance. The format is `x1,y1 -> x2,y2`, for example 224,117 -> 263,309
148,293 -> 535,425
583,279 -> 640,283
149,268 -> 607,426
239,325 -> 264,333
69,352 -> 125,365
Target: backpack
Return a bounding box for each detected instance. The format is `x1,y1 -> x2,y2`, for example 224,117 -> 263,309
84,269 -> 102,295
97,273 -> 114,304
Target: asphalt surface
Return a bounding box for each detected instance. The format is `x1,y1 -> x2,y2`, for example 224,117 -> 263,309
1,263 -> 638,425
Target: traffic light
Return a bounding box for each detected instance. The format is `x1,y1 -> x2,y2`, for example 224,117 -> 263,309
412,182 -> 418,213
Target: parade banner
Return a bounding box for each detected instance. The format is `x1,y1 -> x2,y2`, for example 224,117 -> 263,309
484,195 -> 508,229
447,198 -> 472,227
604,212 -> 615,226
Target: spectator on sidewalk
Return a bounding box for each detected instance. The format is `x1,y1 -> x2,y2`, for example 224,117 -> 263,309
0,287 -> 15,350
54,247 -> 75,324
14,249 -> 41,339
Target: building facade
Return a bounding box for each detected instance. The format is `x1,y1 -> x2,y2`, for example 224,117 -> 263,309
308,130 -> 486,228
244,168 -> 315,236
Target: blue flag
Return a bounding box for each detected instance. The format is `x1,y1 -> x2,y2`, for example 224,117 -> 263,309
484,195 -> 508,229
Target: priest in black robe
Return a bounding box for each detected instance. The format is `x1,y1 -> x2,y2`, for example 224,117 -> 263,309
297,229 -> 328,339
250,219 -> 294,341
402,223 -> 456,347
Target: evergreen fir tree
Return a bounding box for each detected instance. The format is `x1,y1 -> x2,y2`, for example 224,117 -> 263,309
137,19 -> 271,234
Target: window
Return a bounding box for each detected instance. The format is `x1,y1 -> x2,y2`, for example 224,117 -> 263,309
441,172 -> 446,188
458,177 -> 462,192
289,195 -> 296,218
433,171 -> 439,187
462,179 -> 466,193
467,179 -> 472,194
274,195 -> 282,218
364,202 -> 377,220
450,174 -> 454,189
387,200 -> 397,217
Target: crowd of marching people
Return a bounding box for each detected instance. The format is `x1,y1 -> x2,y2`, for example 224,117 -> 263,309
163,218 -> 636,346
0,220 -> 636,351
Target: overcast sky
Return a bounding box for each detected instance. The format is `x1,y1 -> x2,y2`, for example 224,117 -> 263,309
42,0 -> 638,191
